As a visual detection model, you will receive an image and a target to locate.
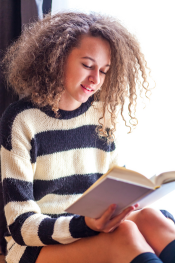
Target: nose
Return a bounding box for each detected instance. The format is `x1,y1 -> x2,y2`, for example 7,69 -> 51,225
88,70 -> 100,85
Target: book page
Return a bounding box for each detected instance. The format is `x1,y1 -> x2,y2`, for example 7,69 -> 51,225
136,181 -> 175,208
108,166 -> 155,188
154,171 -> 175,186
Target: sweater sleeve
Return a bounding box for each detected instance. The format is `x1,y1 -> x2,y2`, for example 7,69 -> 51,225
1,147 -> 99,247
0,105 -> 99,247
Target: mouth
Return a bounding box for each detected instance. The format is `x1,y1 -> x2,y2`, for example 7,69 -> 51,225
81,84 -> 94,92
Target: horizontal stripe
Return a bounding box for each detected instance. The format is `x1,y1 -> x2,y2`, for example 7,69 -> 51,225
34,147 -> 114,180
21,213 -> 47,246
70,215 -> 99,238
12,100 -> 103,138
1,146 -> 34,182
0,99 -> 35,151
3,173 -> 102,204
52,216 -> 78,244
5,200 -> 41,226
1,99 -> 113,157
19,246 -> 42,263
1,97 -> 95,152
37,194 -> 82,215
9,212 -> 60,246
30,125 -> 115,162
34,173 -> 102,201
1,146 -> 115,183
3,178 -> 33,205
9,212 -> 35,246
38,217 -> 59,245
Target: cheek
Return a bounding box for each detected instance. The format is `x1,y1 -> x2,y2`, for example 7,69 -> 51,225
100,75 -> 106,86
68,67 -> 86,84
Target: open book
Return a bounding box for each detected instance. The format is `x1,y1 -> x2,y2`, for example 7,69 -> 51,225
65,166 -> 175,218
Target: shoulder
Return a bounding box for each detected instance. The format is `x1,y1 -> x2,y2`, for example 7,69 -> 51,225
1,98 -> 35,125
0,99 -> 36,151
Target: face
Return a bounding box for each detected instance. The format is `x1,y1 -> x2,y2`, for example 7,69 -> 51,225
59,35 -> 111,111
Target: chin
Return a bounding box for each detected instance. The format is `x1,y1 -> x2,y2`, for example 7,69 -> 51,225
77,96 -> 90,104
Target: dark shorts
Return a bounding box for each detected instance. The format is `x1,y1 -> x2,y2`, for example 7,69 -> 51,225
160,209 -> 175,224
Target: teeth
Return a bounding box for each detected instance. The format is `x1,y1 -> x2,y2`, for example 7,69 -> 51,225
81,84 -> 93,91
84,86 -> 92,91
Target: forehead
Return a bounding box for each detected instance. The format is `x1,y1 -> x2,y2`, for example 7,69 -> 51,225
71,35 -> 111,65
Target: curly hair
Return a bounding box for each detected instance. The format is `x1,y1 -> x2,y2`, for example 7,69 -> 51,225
2,11 -> 151,141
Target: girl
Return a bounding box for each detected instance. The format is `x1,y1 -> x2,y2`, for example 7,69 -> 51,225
1,12 -> 175,263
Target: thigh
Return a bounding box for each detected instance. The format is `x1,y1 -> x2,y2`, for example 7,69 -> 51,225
36,221 -> 154,263
36,233 -> 111,263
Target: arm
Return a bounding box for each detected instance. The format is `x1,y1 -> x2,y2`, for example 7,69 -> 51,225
1,147 -> 99,247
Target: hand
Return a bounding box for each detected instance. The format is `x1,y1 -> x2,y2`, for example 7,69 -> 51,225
85,204 -> 138,233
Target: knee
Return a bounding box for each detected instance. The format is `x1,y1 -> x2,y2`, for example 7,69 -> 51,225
112,220 -> 140,244
105,220 -> 154,257
136,207 -> 161,224
134,207 -> 170,232
100,220 -> 153,262
117,220 -> 138,234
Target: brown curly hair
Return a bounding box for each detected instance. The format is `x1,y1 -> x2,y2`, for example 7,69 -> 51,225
2,11 -> 151,140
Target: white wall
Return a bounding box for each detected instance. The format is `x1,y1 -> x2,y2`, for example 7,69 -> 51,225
52,0 -> 175,216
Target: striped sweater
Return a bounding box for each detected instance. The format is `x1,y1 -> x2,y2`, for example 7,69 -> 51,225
0,97 -> 123,263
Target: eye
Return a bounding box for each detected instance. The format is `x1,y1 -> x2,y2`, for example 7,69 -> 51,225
100,70 -> 107,75
82,63 -> 92,69
82,63 -> 108,75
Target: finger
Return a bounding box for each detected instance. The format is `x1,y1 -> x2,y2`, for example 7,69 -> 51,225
103,206 -> 135,233
85,204 -> 117,232
95,204 -> 117,229
116,205 -> 135,221
100,204 -> 117,221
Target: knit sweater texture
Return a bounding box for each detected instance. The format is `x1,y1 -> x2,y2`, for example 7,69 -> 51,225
0,97 -> 123,263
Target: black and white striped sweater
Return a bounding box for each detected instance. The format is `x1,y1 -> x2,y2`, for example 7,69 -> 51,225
0,97 -> 122,262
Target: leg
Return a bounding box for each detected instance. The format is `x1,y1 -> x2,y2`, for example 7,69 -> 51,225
36,220 -> 154,263
127,208 -> 175,256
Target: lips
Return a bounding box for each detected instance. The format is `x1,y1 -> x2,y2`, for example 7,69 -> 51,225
81,84 -> 94,92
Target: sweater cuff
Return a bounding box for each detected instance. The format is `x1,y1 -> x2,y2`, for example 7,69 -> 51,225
69,215 -> 99,238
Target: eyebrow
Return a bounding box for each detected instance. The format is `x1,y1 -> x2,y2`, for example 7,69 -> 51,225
81,56 -> 110,67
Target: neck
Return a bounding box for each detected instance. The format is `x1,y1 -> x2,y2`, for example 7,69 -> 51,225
59,98 -> 82,111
